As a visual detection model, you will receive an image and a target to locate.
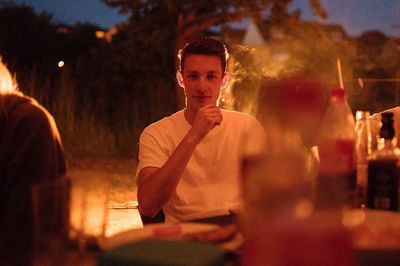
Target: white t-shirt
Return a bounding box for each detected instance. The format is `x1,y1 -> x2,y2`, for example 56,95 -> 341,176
136,109 -> 266,222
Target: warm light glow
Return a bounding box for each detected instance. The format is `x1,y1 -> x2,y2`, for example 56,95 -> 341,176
358,77 -> 364,88
83,200 -> 108,236
104,27 -> 118,42
58,61 -> 65,68
69,178 -> 110,240
95,30 -> 106,39
0,58 -> 16,93
69,186 -> 85,239
342,209 -> 366,228
57,27 -> 69,34
293,199 -> 313,220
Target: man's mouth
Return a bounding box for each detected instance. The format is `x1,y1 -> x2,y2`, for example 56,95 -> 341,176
193,96 -> 210,99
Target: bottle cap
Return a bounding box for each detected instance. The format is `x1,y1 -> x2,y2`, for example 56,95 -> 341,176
330,88 -> 346,99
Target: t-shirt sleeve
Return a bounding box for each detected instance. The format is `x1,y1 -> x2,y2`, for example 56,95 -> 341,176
242,118 -> 267,158
135,127 -> 169,183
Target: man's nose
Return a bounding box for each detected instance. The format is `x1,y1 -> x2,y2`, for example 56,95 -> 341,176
197,78 -> 208,93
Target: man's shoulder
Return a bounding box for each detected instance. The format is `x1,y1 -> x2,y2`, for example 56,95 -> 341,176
4,93 -> 54,126
221,109 -> 257,120
221,109 -> 260,126
143,110 -> 184,133
1,94 -> 61,145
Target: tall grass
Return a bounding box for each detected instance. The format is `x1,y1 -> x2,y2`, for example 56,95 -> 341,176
50,67 -> 118,158
21,65 -> 152,159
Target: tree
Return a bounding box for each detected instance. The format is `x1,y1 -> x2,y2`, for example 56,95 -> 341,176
102,0 -> 326,107
0,2 -> 103,107
224,11 -> 354,119
0,1 -> 56,75
354,31 -> 400,113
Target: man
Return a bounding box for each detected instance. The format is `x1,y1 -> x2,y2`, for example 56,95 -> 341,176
136,37 -> 265,223
0,58 -> 67,262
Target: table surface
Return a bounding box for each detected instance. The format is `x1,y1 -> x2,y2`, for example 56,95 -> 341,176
29,208 -> 400,266
106,208 -> 143,237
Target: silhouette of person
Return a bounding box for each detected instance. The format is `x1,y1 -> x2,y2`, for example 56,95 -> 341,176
0,58 -> 67,263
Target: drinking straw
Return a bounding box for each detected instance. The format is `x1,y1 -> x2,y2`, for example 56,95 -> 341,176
337,58 -> 344,89
357,77 -> 364,88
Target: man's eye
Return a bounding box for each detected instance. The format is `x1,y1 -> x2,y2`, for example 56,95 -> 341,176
187,74 -> 198,79
207,74 -> 217,80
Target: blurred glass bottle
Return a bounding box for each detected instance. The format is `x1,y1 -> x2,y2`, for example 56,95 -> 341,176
315,88 -> 356,208
367,112 -> 400,211
241,126 -> 353,266
354,111 -> 372,208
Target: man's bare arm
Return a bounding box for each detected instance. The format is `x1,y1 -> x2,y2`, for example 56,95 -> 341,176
137,105 -> 222,217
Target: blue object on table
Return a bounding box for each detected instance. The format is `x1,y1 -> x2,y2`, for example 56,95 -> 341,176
98,239 -> 224,266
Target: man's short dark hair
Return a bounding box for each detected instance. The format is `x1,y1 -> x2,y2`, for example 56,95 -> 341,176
178,37 -> 229,73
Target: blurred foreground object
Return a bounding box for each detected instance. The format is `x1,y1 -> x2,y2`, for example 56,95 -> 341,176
315,88 -> 356,208
241,132 -> 354,265
99,239 -> 224,266
257,76 -> 326,149
240,79 -> 354,265
0,57 -> 66,264
367,112 -> 400,211
354,111 -> 372,208
31,176 -> 71,265
369,107 -> 400,150
69,175 -> 110,251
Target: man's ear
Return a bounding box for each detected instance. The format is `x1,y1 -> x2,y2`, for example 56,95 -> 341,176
221,72 -> 230,89
176,70 -> 184,88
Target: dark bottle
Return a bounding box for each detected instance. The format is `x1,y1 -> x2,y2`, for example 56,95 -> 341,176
367,112 -> 400,211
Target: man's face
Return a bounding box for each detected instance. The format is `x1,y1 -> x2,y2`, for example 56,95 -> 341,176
179,54 -> 226,111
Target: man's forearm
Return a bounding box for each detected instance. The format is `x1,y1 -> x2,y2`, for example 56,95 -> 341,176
137,132 -> 202,217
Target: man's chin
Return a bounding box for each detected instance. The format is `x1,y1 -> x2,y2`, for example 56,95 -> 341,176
195,101 -> 212,107
187,101 -> 217,110
200,103 -> 218,108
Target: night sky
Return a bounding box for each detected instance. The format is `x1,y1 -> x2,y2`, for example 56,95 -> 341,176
12,0 -> 127,29
11,0 -> 400,36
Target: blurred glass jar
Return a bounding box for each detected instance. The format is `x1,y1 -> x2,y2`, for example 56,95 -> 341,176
69,175 -> 110,250
240,128 -> 354,266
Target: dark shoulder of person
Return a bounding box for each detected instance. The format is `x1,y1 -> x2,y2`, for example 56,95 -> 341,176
0,93 -> 66,180
6,93 -> 56,131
